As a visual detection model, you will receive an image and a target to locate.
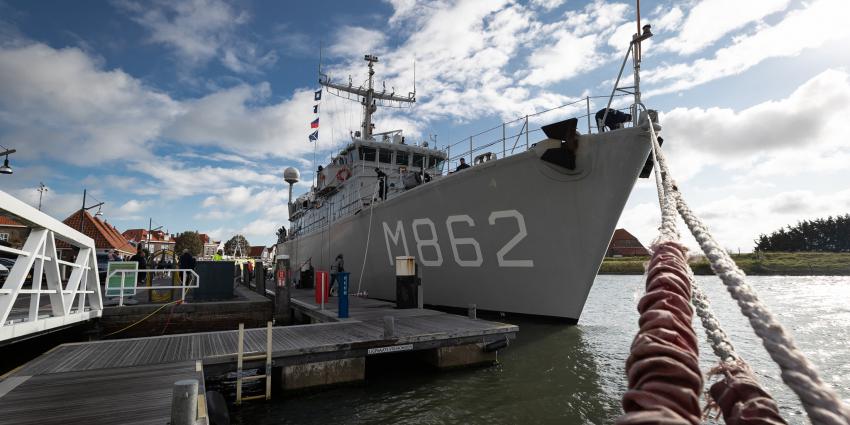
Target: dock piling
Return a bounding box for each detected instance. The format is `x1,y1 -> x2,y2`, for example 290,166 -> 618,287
170,379 -> 199,425
468,304 -> 477,320
383,316 -> 395,339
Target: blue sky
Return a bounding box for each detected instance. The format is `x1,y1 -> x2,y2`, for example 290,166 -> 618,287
1,0 -> 849,250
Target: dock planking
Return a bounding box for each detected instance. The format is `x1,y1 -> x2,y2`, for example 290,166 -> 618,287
0,288 -> 517,424
0,361 -> 205,425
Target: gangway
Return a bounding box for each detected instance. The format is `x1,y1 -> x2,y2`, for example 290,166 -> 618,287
0,190 -> 103,343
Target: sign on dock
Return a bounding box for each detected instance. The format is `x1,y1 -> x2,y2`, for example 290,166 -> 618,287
105,261 -> 138,297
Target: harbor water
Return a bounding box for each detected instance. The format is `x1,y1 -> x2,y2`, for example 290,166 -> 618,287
233,275 -> 850,424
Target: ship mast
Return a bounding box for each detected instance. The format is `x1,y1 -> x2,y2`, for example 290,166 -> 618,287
319,54 -> 415,140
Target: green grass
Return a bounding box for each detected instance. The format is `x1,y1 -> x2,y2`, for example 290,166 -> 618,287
599,252 -> 850,275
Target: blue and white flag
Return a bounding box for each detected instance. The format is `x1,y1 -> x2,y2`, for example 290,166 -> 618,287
309,130 -> 318,142
314,90 -> 322,101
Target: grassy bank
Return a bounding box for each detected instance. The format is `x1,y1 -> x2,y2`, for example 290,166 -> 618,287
599,252 -> 850,276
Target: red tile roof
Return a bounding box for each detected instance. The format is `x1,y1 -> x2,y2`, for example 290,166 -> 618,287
248,246 -> 267,257
61,210 -> 136,254
0,216 -> 25,227
123,228 -> 173,243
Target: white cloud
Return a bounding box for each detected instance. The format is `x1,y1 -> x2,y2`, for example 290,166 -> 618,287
117,199 -> 150,214
522,1 -> 630,86
163,83 -> 317,158
620,188 -> 850,253
116,0 -> 275,73
327,26 -> 387,58
659,0 -> 790,55
0,43 -> 179,165
644,0 -> 850,96
662,69 -> 850,180
530,0 -> 565,11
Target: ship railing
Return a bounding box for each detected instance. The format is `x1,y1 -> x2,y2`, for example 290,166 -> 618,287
0,190 -> 104,343
442,93 -> 633,174
104,269 -> 200,307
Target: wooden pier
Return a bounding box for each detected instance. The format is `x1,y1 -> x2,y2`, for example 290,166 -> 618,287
0,289 -> 517,424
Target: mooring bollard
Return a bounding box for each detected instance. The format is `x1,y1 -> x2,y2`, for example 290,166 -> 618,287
383,316 -> 395,339
468,303 -> 477,320
170,379 -> 198,425
338,271 -> 349,318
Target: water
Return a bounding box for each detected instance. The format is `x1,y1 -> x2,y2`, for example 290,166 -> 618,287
233,275 -> 850,424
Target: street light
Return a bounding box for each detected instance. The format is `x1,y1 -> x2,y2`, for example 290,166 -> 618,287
0,144 -> 15,175
37,183 -> 48,211
80,189 -> 105,233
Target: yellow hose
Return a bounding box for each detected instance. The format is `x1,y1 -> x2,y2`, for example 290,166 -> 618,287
104,299 -> 183,337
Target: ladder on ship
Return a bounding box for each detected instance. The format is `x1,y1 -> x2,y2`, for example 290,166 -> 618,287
235,321 -> 273,404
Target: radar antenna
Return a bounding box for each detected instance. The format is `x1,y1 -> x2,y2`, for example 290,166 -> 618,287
319,54 -> 415,140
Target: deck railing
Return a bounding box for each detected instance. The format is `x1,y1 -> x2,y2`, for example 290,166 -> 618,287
105,269 -> 200,306
442,93 -> 633,174
0,190 -> 104,342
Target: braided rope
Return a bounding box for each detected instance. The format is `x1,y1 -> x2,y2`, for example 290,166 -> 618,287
651,144 -> 850,424
646,123 -> 740,365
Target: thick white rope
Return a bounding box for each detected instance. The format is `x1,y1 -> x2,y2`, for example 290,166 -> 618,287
651,140 -> 850,425
646,121 -> 739,364
646,121 -> 678,243
355,181 -> 381,295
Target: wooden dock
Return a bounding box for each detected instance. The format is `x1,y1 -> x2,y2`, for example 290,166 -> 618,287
0,288 -> 517,424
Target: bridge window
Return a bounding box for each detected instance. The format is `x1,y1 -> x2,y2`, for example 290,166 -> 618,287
412,153 -> 424,168
359,146 -> 376,162
378,149 -> 392,164
396,151 -> 409,165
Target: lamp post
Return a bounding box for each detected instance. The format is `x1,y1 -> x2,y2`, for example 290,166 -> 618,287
0,144 -> 15,175
147,218 -> 163,252
37,183 -> 48,211
80,189 -> 105,234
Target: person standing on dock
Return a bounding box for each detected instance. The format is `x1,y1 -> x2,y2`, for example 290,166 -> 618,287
130,245 -> 148,285
329,254 -> 344,296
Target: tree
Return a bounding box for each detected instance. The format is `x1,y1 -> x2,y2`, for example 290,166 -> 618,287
276,226 -> 287,243
174,231 -> 203,256
225,234 -> 250,257
754,214 -> 850,252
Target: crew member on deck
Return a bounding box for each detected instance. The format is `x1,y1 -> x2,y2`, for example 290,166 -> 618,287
456,157 -> 470,171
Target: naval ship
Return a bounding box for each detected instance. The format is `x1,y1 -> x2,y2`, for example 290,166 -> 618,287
278,29 -> 657,321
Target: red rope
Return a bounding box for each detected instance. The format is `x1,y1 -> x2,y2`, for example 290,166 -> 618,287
708,361 -> 787,425
618,241 -> 703,425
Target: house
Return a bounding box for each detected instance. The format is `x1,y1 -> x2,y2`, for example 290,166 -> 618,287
123,228 -> 176,253
0,216 -> 30,251
60,210 -> 136,259
248,246 -> 267,259
198,233 -> 221,259
606,228 -> 649,257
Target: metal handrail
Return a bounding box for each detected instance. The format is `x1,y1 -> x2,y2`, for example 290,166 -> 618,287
105,269 -> 200,307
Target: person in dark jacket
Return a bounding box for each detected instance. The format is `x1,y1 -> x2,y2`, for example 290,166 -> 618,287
178,249 -> 196,270
329,254 -> 344,296
455,157 -> 470,171
130,246 -> 148,285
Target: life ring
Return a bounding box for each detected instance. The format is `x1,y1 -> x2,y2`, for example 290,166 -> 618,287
336,167 -> 352,182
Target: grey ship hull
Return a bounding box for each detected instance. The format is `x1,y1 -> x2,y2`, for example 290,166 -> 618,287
279,127 -> 652,321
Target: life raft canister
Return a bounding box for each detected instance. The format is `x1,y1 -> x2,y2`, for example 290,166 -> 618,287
336,167 -> 352,182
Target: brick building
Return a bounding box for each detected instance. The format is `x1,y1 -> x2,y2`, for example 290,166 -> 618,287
60,210 -> 136,259
123,228 -> 175,253
606,228 -> 649,257
0,216 -> 30,251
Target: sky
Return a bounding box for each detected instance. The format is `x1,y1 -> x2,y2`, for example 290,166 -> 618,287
0,0 -> 849,251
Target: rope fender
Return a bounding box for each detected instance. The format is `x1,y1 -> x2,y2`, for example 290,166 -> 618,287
708,361 -> 787,425
618,241 -> 702,425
